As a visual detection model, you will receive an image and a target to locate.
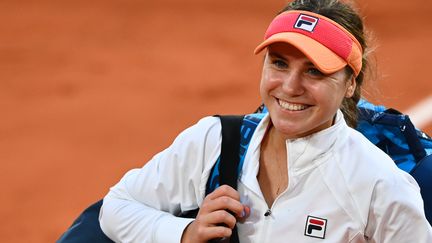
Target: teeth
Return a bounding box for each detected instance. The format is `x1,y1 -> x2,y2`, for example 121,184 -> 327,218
278,99 -> 307,111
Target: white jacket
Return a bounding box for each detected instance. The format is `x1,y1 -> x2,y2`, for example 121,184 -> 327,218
100,111 -> 432,242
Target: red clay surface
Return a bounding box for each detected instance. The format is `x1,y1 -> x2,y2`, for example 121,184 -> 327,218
1,0 -> 431,242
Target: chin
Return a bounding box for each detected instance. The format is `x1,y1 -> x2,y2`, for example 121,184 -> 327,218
272,119 -> 306,139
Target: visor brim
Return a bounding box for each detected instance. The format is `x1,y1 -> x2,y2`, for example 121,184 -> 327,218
254,32 -> 348,74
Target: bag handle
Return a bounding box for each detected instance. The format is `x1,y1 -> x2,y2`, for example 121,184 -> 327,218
213,115 -> 244,243
217,115 -> 244,189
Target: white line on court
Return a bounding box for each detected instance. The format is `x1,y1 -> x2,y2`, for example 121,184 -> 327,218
404,95 -> 432,129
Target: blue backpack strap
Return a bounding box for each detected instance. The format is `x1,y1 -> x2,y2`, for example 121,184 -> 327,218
184,114 -> 264,243
206,113 -> 264,243
206,113 -> 265,193
218,115 -> 244,190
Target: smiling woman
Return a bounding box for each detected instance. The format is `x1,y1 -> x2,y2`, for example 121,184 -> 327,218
259,43 -> 356,140
95,0 -> 432,242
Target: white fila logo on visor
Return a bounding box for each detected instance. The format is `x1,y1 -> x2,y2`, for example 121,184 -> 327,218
304,215 -> 327,239
294,14 -> 319,32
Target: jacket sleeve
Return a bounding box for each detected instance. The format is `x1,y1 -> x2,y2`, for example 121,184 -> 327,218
365,170 -> 432,242
99,116 -> 222,243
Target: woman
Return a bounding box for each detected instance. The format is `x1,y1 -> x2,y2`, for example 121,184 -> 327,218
100,0 -> 432,242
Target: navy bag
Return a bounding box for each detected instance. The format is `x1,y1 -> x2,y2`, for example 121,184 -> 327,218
356,99 -> 432,224
57,200 -> 113,242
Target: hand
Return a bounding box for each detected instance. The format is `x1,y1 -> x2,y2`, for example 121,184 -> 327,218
181,185 -> 250,243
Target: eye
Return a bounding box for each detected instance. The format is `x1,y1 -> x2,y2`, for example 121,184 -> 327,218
306,67 -> 324,77
272,59 -> 288,69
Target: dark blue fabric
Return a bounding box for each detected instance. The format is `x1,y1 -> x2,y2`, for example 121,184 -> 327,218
357,99 -> 432,172
357,99 -> 432,225
410,154 -> 432,224
57,200 -> 113,243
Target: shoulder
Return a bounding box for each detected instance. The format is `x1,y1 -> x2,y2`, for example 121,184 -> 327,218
160,116 -> 223,168
341,127 -> 402,176
338,127 -> 422,208
177,116 -> 221,139
171,116 -> 222,152
325,126 -> 425,229
337,127 -> 419,192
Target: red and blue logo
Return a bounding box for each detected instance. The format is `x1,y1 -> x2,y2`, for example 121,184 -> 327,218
304,215 -> 327,239
294,14 -> 319,32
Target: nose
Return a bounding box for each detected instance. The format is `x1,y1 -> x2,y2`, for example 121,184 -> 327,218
281,70 -> 305,96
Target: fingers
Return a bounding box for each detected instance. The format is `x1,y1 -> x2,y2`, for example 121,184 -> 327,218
200,208 -> 238,229
196,225 -> 232,240
202,185 -> 245,218
200,196 -> 245,219
206,185 -> 240,201
181,220 -> 232,243
237,205 -> 250,223
181,185 -> 250,243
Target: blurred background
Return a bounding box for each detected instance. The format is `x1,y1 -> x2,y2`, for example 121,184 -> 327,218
1,0 -> 431,242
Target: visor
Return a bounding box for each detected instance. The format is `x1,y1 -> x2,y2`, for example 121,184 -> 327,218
254,10 -> 363,76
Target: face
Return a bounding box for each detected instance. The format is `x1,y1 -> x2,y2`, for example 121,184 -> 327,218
260,42 -> 356,140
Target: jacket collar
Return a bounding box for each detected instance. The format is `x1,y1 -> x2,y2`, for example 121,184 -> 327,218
284,110 -> 349,174
240,110 -> 350,190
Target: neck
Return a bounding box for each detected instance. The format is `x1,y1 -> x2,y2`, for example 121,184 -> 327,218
258,123 -> 289,207
265,122 -> 288,151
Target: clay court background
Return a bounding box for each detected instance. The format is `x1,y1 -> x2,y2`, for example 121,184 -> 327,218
1,0 -> 432,242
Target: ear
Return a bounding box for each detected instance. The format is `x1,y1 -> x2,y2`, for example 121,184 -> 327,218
345,76 -> 356,98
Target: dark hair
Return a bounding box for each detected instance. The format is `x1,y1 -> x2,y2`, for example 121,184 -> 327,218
281,0 -> 370,128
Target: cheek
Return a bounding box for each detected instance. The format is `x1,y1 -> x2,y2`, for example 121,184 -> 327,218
327,86 -> 349,110
310,83 -> 346,109
260,68 -> 280,93
259,69 -> 270,95
259,77 -> 270,102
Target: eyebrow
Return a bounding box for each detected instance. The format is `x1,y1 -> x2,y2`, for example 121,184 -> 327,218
268,52 -> 286,60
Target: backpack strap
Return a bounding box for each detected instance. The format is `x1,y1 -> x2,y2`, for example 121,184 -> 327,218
206,113 -> 265,193
182,115 -> 245,219
212,115 -> 244,243
214,114 -> 265,243
217,115 -> 244,189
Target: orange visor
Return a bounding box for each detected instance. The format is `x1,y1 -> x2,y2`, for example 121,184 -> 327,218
254,10 -> 363,76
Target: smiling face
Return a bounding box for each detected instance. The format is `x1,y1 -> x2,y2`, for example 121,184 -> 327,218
260,42 -> 356,140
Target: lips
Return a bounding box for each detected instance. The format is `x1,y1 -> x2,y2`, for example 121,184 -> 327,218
278,99 -> 309,111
